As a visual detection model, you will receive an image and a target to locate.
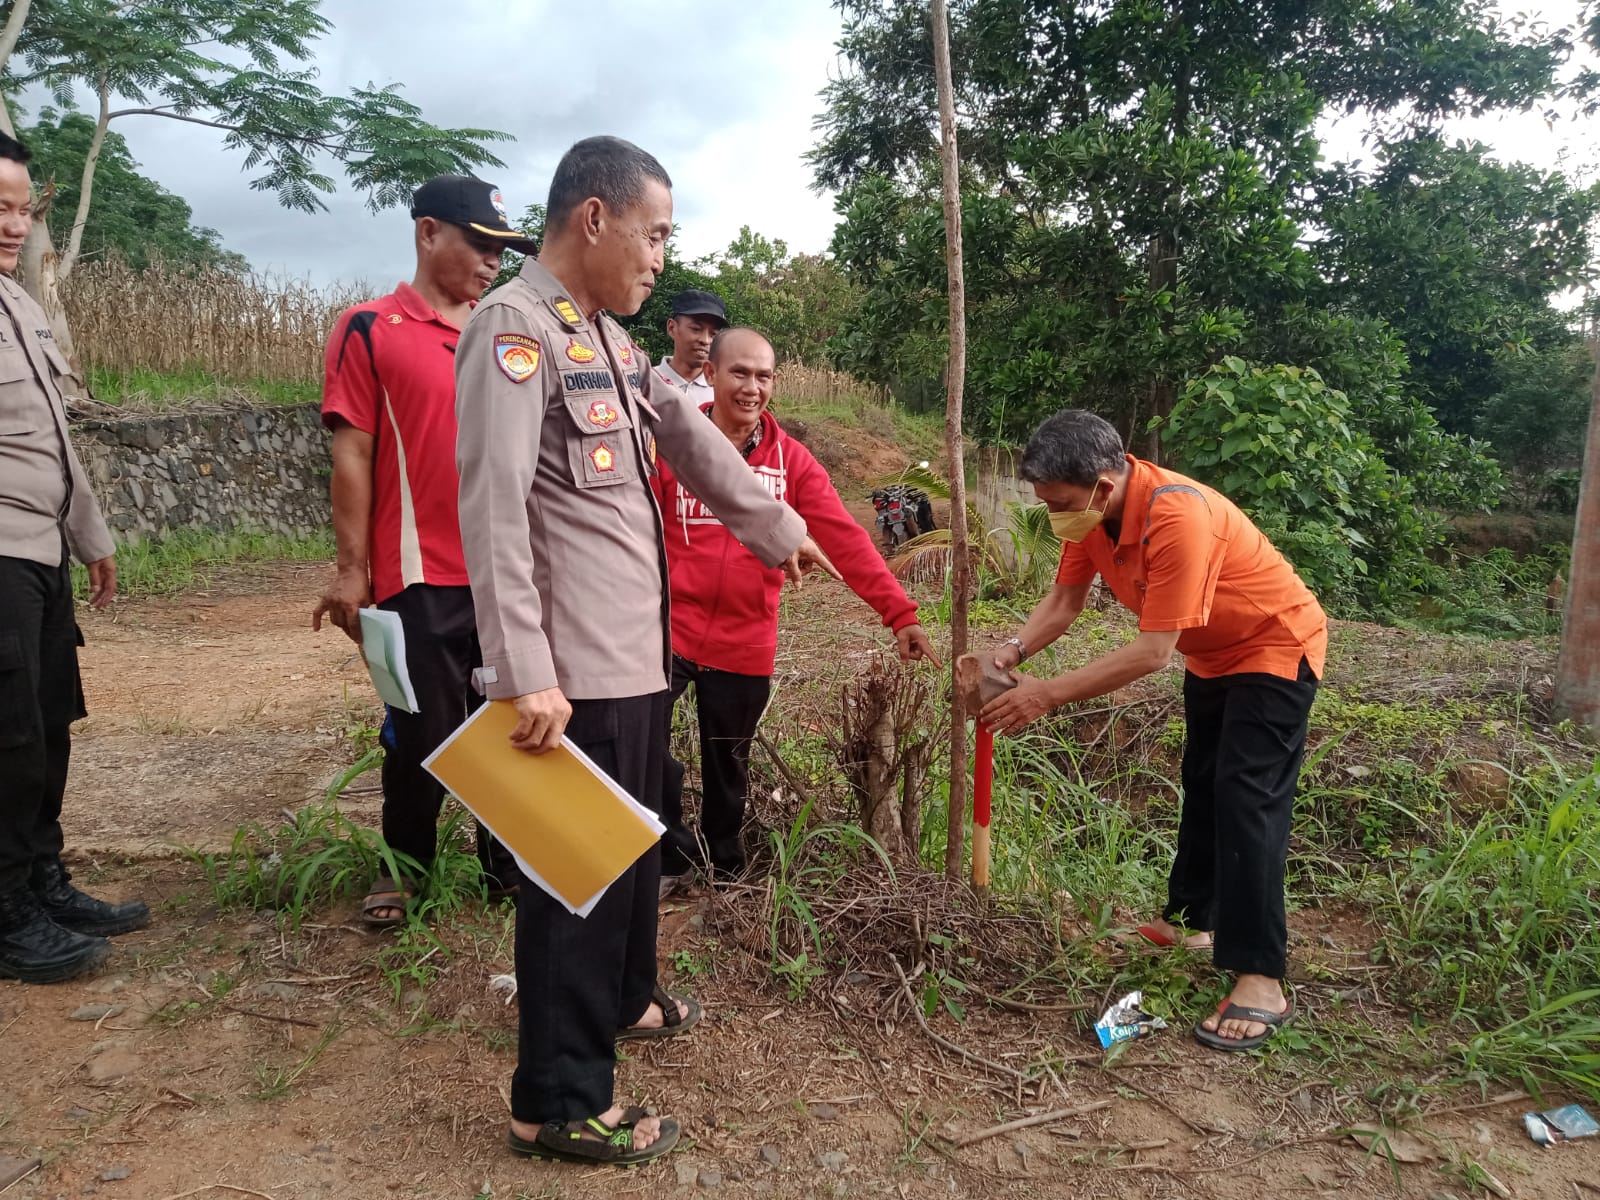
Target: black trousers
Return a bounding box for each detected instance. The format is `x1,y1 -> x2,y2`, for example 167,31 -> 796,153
375,584 -> 510,881
1165,658 -> 1318,979
0,553 -> 85,895
511,690 -> 668,1123
660,655 -> 772,878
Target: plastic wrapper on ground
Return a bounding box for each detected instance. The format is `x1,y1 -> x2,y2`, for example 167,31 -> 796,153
1094,990 -> 1167,1049
1523,1103 -> 1599,1146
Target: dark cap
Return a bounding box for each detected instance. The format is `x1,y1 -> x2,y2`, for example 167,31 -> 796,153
669,289 -> 727,326
410,175 -> 539,254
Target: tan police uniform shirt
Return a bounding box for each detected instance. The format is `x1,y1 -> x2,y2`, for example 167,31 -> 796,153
0,275 -> 114,569
455,258 -> 806,702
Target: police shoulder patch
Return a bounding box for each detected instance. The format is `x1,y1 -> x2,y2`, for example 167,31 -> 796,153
494,333 -> 541,383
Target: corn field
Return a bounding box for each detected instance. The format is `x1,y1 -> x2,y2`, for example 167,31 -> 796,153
63,258 -> 366,388
61,259 -> 884,405
777,360 -> 890,406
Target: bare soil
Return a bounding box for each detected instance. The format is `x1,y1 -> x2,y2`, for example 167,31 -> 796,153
1,559 -> 1595,1200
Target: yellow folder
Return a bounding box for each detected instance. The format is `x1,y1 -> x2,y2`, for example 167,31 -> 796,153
422,700 -> 664,916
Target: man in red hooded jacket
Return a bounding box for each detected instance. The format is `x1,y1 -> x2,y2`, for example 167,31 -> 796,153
653,328 -> 939,886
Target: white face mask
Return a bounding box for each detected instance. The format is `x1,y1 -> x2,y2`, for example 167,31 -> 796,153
1048,480 -> 1110,543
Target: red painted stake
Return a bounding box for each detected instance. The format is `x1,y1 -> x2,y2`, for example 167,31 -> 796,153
973,724 -> 994,889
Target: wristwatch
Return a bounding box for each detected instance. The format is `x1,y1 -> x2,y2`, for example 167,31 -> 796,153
1002,636 -> 1028,663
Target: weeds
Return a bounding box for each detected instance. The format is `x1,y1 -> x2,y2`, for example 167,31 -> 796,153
72,524 -> 335,600
85,363 -> 320,409
765,795 -> 895,1000
1377,758 -> 1600,1099
250,1019 -> 344,1101
186,753 -> 487,931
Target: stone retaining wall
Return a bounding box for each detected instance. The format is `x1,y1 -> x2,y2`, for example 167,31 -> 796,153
73,403 -> 330,541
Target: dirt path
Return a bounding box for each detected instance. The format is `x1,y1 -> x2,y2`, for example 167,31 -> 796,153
66,562 -> 380,858
0,560 -> 1594,1199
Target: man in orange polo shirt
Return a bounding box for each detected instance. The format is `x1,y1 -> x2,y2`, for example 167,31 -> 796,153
982,409 -> 1326,1052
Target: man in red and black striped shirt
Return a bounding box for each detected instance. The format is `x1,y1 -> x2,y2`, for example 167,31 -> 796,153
312,176 -> 535,925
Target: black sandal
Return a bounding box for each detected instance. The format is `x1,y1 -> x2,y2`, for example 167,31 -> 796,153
360,875 -> 416,929
616,984 -> 702,1042
509,1106 -> 680,1165
1193,997 -> 1294,1052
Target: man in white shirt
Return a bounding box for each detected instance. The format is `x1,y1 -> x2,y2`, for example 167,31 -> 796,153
655,289 -> 724,395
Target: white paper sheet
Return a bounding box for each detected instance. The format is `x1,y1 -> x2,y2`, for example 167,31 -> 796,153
358,607 -> 419,713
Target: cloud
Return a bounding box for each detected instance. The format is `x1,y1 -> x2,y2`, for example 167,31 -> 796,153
97,0 -> 847,286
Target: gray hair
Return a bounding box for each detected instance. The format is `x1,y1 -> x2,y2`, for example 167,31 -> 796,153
1020,410 -> 1127,486
546,136 -> 672,228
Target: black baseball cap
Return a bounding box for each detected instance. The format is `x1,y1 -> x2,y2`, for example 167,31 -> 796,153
669,289 -> 727,326
410,175 -> 539,254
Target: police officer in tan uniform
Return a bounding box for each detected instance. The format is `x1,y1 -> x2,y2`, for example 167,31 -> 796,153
0,131 -> 149,984
455,136 -> 832,1167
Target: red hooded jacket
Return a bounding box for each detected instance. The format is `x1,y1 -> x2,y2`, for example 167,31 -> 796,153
652,405 -> 919,676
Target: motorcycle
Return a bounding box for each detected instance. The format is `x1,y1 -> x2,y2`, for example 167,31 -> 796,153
870,483 -> 936,553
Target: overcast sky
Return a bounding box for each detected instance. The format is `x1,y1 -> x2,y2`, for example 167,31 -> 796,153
27,0 -> 1598,290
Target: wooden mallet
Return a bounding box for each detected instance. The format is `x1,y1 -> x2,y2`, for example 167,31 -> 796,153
954,653 -> 1018,889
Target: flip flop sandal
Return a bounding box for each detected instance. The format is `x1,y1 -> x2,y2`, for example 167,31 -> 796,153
616,984 -> 702,1042
1193,998 -> 1294,1052
1136,923 -> 1213,949
509,1106 -> 680,1165
360,875 -> 416,929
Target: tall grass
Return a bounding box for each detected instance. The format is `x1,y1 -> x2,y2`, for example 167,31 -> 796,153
778,361 -> 891,407
1377,758 -> 1600,1098
64,257 -> 366,396
186,753 -> 489,931
70,525 -> 336,599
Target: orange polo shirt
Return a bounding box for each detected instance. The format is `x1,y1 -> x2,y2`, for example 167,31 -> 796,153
1055,456 -> 1327,680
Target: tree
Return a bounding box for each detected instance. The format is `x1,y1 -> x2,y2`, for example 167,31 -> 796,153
1314,135 -> 1600,436
930,0 -> 972,884
24,108 -> 246,271
0,0 -> 510,373
814,0 -> 1586,451
701,227 -> 861,365
1476,341 -> 1596,506
1555,338 -> 1600,738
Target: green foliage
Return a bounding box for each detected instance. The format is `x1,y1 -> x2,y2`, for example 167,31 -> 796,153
188,756 -> 489,931
1159,358 -> 1443,611
86,364 -> 319,408
816,0 -> 1584,442
71,525 -> 336,600
1397,545 -> 1570,638
699,227 -> 861,366
766,796 -> 894,1000
1475,341 -> 1595,509
1315,135 -> 1600,437
1378,761 -> 1600,1100
494,208 -> 860,368
3,1 -> 510,264
814,0 -> 1590,582
24,109 -> 247,271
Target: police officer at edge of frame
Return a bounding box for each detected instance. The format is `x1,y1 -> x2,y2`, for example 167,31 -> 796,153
981,410 -> 1327,1053
453,135 -> 836,1168
0,130 -> 150,985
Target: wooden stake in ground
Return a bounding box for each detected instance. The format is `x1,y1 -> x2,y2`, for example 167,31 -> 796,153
955,655 -> 1017,890
931,0 -> 972,881
1556,336 -> 1600,739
